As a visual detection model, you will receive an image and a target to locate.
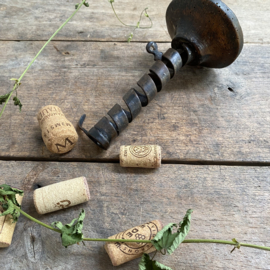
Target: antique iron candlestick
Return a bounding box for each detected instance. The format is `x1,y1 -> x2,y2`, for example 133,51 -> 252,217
79,0 -> 243,150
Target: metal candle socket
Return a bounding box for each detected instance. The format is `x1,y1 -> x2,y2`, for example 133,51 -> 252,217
79,0 -> 244,150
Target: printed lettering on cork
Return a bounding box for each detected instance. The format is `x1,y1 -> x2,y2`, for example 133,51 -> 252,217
105,220 -> 163,266
37,105 -> 78,154
120,145 -> 162,168
33,177 -> 90,215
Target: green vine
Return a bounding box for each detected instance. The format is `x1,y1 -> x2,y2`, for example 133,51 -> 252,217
0,0 -> 152,119
0,185 -> 269,270
0,0 -> 89,119
109,0 -> 153,42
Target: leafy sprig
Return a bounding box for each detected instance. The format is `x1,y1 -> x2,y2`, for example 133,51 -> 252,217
0,0 -> 89,119
0,184 -> 269,270
152,209 -> 193,254
138,209 -> 193,269
0,0 -> 153,119
0,184 -> 24,222
52,209 -> 85,247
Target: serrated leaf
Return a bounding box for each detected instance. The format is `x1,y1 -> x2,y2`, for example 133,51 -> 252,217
138,254 -> 173,270
13,96 -> 22,111
52,209 -> 85,247
152,209 -> 193,255
0,92 -> 12,105
0,184 -> 24,205
0,199 -> 21,222
0,184 -> 24,222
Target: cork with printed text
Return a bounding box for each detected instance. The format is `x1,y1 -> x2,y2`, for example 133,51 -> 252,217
120,145 -> 161,168
37,105 -> 78,154
0,194 -> 24,248
105,220 -> 163,266
33,177 -> 90,214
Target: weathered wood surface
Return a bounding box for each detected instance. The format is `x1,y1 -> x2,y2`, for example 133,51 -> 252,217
0,42 -> 270,162
0,161 -> 269,270
0,0 -> 268,43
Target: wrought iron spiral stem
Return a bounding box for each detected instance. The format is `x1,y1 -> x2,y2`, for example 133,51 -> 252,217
79,42 -> 194,150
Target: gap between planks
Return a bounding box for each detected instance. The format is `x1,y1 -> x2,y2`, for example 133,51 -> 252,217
0,40 -> 268,45
1,156 -> 270,167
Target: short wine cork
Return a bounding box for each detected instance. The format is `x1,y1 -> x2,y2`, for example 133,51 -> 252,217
37,105 -> 78,154
120,145 -> 161,168
105,220 -> 163,266
0,194 -> 24,248
33,177 -> 90,214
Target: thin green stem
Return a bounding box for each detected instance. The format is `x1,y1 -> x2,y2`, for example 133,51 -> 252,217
13,205 -> 270,252
136,8 -> 153,29
182,239 -> 270,252
14,205 -> 61,233
0,0 -> 87,119
110,3 -> 152,29
82,238 -> 151,243
110,2 -> 131,27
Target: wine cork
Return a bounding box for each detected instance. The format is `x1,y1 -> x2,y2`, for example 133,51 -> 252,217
105,220 -> 163,266
33,177 -> 90,214
37,105 -> 78,154
120,145 -> 161,168
0,194 -> 23,248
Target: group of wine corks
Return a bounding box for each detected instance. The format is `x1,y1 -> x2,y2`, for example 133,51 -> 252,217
0,176 -> 162,266
1,105 -> 163,264
37,105 -> 162,169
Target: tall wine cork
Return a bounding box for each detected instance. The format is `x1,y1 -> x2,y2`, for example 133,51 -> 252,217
105,220 -> 163,266
37,105 -> 78,154
120,145 -> 161,168
0,194 -> 23,248
33,177 -> 90,214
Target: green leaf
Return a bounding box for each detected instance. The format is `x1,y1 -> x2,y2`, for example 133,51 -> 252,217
13,96 -> 22,111
84,2 -> 89,7
52,209 -> 86,247
0,184 -> 24,206
75,3 -> 79,9
0,92 -> 12,105
151,209 -> 193,255
138,254 -> 173,270
0,200 -> 20,222
0,184 -> 24,222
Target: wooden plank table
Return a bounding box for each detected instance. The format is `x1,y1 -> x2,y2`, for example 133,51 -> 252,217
0,0 -> 269,269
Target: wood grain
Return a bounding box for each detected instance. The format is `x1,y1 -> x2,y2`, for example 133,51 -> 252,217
0,42 -> 270,162
0,0 -> 268,43
0,161 -> 269,270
